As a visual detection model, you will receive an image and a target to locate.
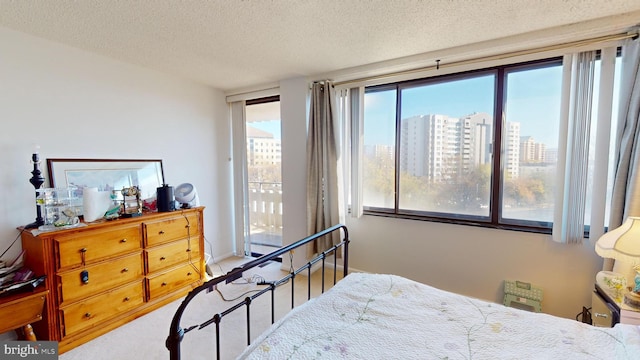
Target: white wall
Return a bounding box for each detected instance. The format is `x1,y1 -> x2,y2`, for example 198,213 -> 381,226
279,77 -> 310,269
0,27 -> 235,266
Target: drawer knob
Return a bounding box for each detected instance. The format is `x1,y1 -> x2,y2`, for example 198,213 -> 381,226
185,224 -> 190,228
160,256 -> 166,261
159,230 -> 165,235
594,312 -> 609,318
80,248 -> 87,253
123,297 -> 130,302
120,238 -> 127,243
84,312 -> 91,318
121,268 -> 129,273
187,272 -> 192,276
161,282 -> 167,286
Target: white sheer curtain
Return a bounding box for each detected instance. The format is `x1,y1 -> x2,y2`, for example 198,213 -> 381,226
307,81 -> 340,255
553,48 -> 617,244
230,101 -> 250,256
553,51 -> 596,244
336,87 -> 364,219
589,47 -> 618,243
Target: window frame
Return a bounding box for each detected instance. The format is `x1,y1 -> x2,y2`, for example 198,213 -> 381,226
362,57 -> 564,234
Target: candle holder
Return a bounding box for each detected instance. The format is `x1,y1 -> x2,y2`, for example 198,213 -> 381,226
25,152 -> 45,229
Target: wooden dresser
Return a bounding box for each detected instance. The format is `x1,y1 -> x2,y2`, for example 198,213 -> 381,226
20,207 -> 205,353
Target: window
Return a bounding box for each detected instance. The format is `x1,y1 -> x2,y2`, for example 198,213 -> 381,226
500,63 -> 562,226
397,73 -> 495,218
361,56 -> 618,233
362,88 -> 396,209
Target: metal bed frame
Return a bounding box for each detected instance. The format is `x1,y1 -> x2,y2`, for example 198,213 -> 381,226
166,224 -> 350,360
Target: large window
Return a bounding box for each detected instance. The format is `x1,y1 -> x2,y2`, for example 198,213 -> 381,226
361,56 -> 618,233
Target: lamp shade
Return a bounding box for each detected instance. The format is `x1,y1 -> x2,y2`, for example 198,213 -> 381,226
595,216 -> 640,265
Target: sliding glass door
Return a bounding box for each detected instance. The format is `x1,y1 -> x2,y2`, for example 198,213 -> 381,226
244,96 -> 283,257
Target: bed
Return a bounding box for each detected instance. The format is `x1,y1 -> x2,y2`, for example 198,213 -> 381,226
167,225 -> 640,359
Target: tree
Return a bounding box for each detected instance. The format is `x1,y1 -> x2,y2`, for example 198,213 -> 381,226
248,163 -> 282,191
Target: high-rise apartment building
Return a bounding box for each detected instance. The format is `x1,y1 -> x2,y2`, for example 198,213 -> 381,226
400,112 -> 520,182
401,114 -> 447,181
504,122 -> 520,179
246,125 -> 281,166
545,148 -> 558,164
463,112 -> 493,168
520,136 -> 546,163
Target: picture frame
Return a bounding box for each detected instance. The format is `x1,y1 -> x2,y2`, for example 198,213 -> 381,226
47,158 -> 165,203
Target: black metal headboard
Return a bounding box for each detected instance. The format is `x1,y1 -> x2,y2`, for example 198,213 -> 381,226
166,224 -> 349,360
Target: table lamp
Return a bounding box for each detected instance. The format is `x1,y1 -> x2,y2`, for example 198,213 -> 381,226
25,150 -> 45,229
595,216 -> 640,308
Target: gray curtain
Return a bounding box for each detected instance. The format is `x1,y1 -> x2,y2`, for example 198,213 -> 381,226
606,37 -> 640,269
307,81 -> 340,256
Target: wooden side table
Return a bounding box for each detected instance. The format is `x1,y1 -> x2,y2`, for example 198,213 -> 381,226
0,289 -> 48,340
593,284 -> 640,326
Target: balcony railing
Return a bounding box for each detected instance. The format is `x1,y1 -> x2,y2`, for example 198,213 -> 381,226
248,182 -> 283,248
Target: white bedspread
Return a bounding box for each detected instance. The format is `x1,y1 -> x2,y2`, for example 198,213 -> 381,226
239,273 -> 640,359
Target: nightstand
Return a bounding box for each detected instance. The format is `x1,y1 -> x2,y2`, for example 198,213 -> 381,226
592,284 -> 640,327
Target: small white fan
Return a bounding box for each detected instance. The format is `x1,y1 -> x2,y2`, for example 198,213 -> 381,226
174,183 -> 200,208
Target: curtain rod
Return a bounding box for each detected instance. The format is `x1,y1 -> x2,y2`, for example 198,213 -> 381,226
334,30 -> 639,87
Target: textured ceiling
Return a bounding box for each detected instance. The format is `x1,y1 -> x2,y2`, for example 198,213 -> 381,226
1,1 -> 640,92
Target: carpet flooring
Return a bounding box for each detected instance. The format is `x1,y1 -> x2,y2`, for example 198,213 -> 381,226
59,256 -> 341,360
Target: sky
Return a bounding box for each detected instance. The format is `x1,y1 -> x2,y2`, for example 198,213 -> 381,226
246,101 -> 281,139
248,120 -> 281,139
364,66 -> 562,147
364,58 -> 621,148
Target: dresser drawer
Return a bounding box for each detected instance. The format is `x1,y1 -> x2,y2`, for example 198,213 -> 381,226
146,263 -> 200,300
57,252 -> 144,304
54,225 -> 142,270
60,281 -> 144,337
145,238 -> 201,273
144,213 -> 200,246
